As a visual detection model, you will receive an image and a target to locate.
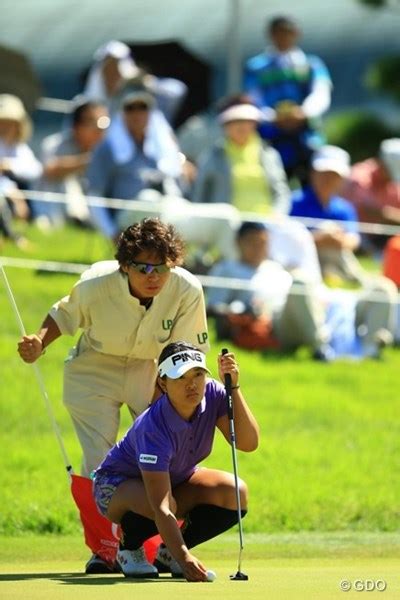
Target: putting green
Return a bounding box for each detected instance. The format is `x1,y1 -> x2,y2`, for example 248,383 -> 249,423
1,534 -> 400,600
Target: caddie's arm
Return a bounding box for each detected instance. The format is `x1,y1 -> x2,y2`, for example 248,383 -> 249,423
17,314 -> 62,363
216,351 -> 260,452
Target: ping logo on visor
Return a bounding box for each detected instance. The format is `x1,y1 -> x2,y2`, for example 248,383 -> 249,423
158,350 -> 210,379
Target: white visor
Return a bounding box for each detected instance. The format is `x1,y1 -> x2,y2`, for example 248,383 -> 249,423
158,350 -> 210,379
218,104 -> 263,125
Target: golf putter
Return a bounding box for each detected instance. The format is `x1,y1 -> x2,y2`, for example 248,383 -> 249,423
221,348 -> 249,581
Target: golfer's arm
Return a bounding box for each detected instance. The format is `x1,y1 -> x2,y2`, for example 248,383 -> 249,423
37,314 -> 62,350
217,390 -> 260,452
142,471 -> 189,564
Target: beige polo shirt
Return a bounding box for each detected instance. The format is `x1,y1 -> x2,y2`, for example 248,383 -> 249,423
49,260 -> 209,358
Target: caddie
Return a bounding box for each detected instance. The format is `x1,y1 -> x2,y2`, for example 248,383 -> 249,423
17,217 -> 209,573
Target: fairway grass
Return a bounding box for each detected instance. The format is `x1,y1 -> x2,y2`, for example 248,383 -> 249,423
1,533 -> 400,600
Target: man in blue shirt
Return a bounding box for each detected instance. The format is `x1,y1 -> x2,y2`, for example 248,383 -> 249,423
290,145 -> 366,284
244,15 -> 332,184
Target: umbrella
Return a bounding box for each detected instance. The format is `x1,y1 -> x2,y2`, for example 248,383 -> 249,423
0,45 -> 42,112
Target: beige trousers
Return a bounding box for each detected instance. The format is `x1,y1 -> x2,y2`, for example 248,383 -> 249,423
63,342 -> 157,477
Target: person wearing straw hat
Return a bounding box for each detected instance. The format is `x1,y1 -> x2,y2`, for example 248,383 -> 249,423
17,217 -> 209,574
0,94 -> 42,245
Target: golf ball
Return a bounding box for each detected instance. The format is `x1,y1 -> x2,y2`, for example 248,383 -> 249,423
206,569 -> 217,582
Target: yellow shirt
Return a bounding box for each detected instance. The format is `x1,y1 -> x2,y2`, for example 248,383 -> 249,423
224,134 -> 272,214
50,260 -> 209,358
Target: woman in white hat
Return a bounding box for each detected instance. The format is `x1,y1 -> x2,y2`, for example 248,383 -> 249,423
0,94 -> 42,245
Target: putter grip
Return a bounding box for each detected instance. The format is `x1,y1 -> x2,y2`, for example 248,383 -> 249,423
221,348 -> 232,395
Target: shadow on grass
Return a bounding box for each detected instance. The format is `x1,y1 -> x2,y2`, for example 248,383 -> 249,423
0,572 -> 185,585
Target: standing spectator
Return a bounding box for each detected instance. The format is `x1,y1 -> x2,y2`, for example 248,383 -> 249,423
34,99 -> 110,228
342,138 -> 400,252
86,91 -> 183,242
244,15 -> 332,184
0,94 -> 42,245
290,145 -> 367,284
83,40 -> 187,123
192,94 -> 290,215
17,218 -> 209,574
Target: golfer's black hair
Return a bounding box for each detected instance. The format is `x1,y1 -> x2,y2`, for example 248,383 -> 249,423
71,99 -> 106,127
158,341 -> 202,367
236,221 -> 268,240
267,15 -> 299,35
115,218 -> 185,268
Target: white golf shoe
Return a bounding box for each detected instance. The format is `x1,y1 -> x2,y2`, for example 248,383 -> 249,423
153,543 -> 184,578
117,546 -> 159,578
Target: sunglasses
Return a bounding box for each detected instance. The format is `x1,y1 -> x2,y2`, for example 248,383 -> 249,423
129,262 -> 171,274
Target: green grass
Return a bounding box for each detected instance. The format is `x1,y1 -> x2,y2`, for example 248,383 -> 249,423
1,224 -> 400,537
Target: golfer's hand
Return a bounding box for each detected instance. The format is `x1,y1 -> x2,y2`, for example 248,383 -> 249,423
181,553 -> 208,582
18,334 -> 43,363
218,351 -> 239,387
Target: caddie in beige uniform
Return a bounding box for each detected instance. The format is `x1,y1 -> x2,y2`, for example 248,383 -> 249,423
18,218 -> 209,573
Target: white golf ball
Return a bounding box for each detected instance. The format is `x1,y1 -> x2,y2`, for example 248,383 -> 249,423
206,569 -> 217,582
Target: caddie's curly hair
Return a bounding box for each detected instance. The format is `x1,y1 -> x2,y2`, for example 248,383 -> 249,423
115,218 -> 185,267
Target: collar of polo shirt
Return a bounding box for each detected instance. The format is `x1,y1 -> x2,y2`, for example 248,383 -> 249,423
158,350 -> 210,379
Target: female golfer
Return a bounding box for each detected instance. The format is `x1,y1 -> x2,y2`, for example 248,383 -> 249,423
93,342 -> 259,582
17,218 -> 209,573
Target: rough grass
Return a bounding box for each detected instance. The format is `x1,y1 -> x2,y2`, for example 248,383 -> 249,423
1,225 -> 400,536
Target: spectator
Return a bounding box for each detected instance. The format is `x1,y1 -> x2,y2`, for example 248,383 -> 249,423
191,94 -> 291,215
34,99 -> 110,228
244,15 -> 332,184
290,145 -> 367,284
86,90 -> 183,242
0,94 -> 42,245
207,221 -> 397,360
84,40 -> 187,123
342,138 -> 400,252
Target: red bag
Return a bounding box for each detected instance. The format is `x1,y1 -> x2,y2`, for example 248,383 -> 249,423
221,313 -> 280,350
383,235 -> 400,286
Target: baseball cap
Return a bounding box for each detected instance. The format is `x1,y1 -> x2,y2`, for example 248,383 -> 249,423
311,145 -> 351,178
158,349 -> 210,379
122,90 -> 155,110
379,138 -> 400,183
218,103 -> 263,125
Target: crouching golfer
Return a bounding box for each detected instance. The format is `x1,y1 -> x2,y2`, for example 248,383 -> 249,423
17,218 -> 209,573
93,342 -> 259,582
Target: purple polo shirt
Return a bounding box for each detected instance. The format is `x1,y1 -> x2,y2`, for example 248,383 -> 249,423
96,379 -> 228,486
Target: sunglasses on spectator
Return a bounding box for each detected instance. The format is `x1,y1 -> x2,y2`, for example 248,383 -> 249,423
124,102 -> 149,112
129,262 -> 171,274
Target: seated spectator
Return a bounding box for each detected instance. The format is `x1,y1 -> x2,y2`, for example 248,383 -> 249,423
0,94 -> 42,246
342,138 -> 400,252
244,15 -> 331,185
290,145 -> 367,284
191,94 -> 290,215
34,99 -> 110,228
86,90 -> 183,241
83,40 -> 187,123
207,222 -> 397,360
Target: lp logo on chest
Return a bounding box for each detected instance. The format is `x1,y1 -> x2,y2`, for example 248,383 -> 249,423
162,319 -> 174,330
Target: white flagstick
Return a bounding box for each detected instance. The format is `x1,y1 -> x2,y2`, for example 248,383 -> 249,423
1,265 -> 72,475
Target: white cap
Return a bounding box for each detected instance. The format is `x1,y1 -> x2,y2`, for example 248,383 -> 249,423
380,138 -> 400,182
218,104 -> 264,125
158,350 -> 210,379
93,40 -> 139,79
312,145 -> 351,178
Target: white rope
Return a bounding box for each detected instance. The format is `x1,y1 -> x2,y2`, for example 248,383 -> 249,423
1,255 -> 399,304
21,188 -> 400,237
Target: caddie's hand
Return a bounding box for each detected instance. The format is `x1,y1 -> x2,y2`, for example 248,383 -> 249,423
17,334 -> 44,363
180,552 -> 208,582
218,351 -> 239,387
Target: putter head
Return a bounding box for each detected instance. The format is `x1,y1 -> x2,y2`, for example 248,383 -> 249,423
230,571 -> 249,581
